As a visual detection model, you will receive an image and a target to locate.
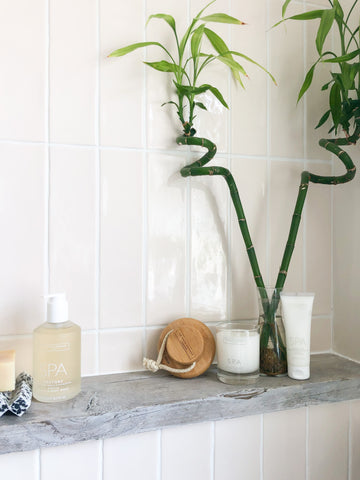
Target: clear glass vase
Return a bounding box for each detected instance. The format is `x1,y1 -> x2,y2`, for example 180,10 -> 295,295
257,287 -> 287,376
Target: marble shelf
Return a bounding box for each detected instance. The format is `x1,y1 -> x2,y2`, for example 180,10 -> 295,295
1,353 -> 360,455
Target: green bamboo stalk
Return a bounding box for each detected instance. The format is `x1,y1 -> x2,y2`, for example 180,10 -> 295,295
177,129 -> 358,375
177,134 -> 266,290
275,134 -> 357,291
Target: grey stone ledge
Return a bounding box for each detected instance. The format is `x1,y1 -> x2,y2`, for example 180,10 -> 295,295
1,353 -> 360,455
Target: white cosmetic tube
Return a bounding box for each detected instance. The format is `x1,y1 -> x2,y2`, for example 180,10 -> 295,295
280,292 -> 315,380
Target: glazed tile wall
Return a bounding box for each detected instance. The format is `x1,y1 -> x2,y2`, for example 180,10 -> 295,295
0,0 -> 336,376
333,0 -> 360,362
1,400 -> 360,479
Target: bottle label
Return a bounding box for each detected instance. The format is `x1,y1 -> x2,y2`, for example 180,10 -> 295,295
33,332 -> 81,402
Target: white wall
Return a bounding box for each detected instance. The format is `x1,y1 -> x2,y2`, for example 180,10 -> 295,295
1,0 -> 358,477
0,0 -> 335,377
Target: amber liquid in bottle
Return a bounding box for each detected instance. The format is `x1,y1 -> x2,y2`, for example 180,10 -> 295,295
33,321 -> 81,402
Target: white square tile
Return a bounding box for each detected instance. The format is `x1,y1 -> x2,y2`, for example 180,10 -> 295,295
231,0 -> 268,157
264,408 -> 306,480
305,8 -> 332,161
50,0 -> 97,145
146,1 -> 189,150
49,146 -> 97,330
190,0 -> 230,153
333,167 -> 360,360
350,399 -> 360,480
100,0 -> 145,148
0,449 -> 39,480
309,402 -> 349,480
215,415 -> 261,480
0,144 -> 46,335
305,162 -> 331,315
145,327 -> 163,362
81,331 -> 98,376
269,1 -> 305,158
147,153 -> 186,325
0,1 -> 46,141
270,160 -> 304,291
231,158 -> 267,318
99,329 -> 143,374
104,431 -> 159,480
41,440 -> 101,480
100,150 -> 143,328
311,317 -> 331,352
162,422 -> 213,480
190,156 -> 228,322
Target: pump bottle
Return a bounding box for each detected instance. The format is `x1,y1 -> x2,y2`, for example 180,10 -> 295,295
33,293 -> 81,402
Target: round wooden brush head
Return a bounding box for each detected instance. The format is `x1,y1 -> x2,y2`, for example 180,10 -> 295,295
158,318 -> 216,379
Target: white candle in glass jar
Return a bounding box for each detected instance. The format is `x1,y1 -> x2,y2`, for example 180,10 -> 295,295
216,327 -> 260,374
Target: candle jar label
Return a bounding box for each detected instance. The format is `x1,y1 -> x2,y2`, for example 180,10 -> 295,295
216,321 -> 260,384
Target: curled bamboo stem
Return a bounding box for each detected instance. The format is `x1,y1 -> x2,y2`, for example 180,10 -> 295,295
177,134 -> 265,290
177,131 -> 357,373
275,133 -> 357,291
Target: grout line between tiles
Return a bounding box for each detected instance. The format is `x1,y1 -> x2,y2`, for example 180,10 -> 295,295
227,0 -> 232,321
0,138 -> 333,165
95,0 -> 101,375
44,0 -> 51,301
142,0 -> 149,352
36,448 -> 41,480
348,402 -> 352,480
157,429 -> 162,480
186,0 -> 191,319
210,421 -> 215,480
303,0 -> 307,293
266,0 -> 271,285
306,406 -> 309,480
100,439 -> 105,480
260,414 -> 264,480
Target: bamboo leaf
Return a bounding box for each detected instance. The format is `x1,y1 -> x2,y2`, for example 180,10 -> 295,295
321,80 -> 334,90
334,0 -> 344,21
191,24 -> 205,61
229,51 -> 277,85
297,63 -> 316,102
195,0 -> 217,20
288,10 -> 325,21
315,109 -> 331,128
174,82 -> 229,108
144,60 -> 182,73
340,62 -> 352,90
203,28 -> 245,83
195,102 -> 207,110
146,14 -> 176,34
205,84 -> 229,107
200,13 -> 245,25
329,82 -> 342,127
109,41 -> 166,57
161,100 -> 179,108
316,8 -> 335,55
272,10 -> 325,29
204,27 -> 230,55
216,55 -> 247,76
322,49 -> 360,63
179,0 -> 216,56
282,0 -> 292,18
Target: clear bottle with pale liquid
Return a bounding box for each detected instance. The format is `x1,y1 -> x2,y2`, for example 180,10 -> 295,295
33,293 -> 81,402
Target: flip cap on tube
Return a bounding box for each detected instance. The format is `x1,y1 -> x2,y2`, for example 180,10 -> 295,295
45,293 -> 68,324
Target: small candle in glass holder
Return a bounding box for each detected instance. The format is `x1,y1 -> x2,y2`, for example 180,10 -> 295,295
216,320 -> 260,384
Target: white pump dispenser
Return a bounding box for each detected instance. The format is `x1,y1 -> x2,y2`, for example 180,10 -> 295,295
33,293 -> 81,402
46,293 -> 69,324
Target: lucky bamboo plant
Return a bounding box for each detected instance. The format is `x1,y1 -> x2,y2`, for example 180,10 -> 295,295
110,0 -> 358,376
